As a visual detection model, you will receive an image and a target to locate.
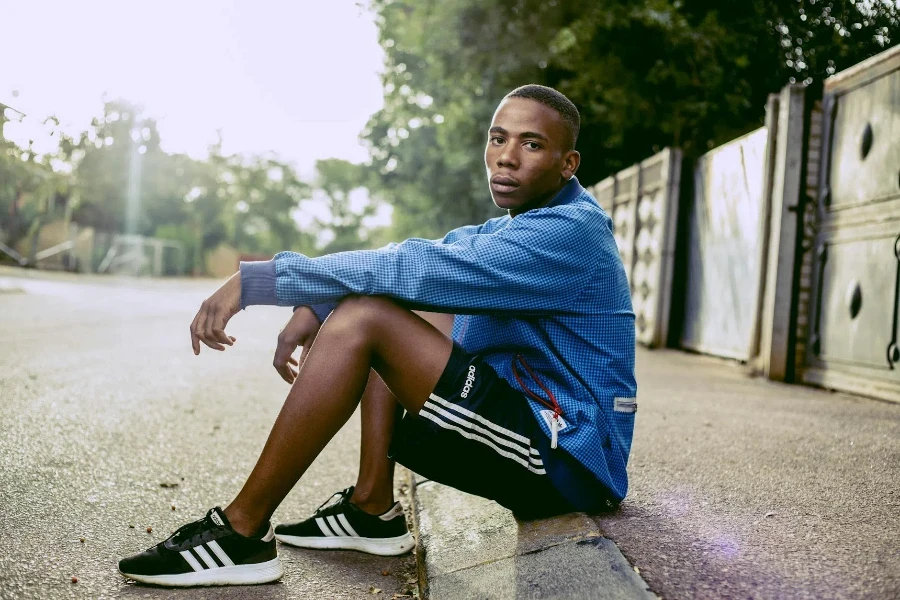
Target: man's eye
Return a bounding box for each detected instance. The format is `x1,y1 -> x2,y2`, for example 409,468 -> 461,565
490,137 -> 504,145
524,142 -> 541,150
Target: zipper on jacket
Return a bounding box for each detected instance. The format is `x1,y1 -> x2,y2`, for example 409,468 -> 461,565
511,354 -> 564,449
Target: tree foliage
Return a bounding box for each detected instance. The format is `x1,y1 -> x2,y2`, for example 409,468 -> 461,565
3,0 -> 897,269
0,108 -> 70,251
364,0 -> 899,238
0,100 -> 347,271
311,158 -> 391,254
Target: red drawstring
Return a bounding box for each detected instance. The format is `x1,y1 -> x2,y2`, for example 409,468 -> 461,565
511,354 -> 563,417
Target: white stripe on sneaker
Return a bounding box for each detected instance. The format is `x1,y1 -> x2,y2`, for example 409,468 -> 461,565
180,550 -> 204,572
193,545 -> 219,570
315,517 -> 333,537
326,515 -> 347,537
419,409 -> 546,475
429,393 -> 532,445
422,401 -> 543,467
337,514 -> 359,537
206,540 -> 235,567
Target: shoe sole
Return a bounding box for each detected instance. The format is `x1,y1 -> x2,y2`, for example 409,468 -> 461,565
275,532 -> 415,556
119,557 -> 283,587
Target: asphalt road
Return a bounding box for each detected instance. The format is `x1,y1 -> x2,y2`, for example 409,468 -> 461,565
597,348 -> 900,599
0,267 -> 417,599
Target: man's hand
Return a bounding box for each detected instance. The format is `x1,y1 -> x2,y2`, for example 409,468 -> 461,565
189,271 -> 241,355
273,306 -> 321,384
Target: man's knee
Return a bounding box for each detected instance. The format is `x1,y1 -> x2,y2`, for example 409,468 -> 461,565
327,296 -> 399,337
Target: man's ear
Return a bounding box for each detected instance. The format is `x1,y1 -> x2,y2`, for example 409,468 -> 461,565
561,150 -> 580,179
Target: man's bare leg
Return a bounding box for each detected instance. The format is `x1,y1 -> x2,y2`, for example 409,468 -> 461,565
349,312 -> 454,515
223,297 -> 453,536
348,371 -> 400,514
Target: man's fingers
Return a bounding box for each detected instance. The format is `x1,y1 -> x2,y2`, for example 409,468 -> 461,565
276,365 -> 292,384
211,327 -> 233,346
191,286 -> 240,355
192,308 -> 231,351
274,360 -> 299,384
299,343 -> 311,366
273,342 -> 293,368
190,308 -> 206,355
287,356 -> 298,366
201,338 -> 225,351
204,309 -> 232,345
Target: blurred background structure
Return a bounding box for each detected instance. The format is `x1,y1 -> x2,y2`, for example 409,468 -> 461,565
2,0 -> 899,399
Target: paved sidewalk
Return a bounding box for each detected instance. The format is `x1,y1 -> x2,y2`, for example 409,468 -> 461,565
410,348 -> 900,599
0,268 -> 419,599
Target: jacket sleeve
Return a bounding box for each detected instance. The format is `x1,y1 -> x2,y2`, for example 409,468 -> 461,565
272,206 -> 605,316
283,223 -> 488,318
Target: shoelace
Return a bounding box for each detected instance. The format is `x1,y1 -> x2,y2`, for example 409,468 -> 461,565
170,509 -> 217,546
313,487 -> 353,516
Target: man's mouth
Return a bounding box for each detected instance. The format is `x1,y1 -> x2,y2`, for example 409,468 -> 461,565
490,174 -> 519,194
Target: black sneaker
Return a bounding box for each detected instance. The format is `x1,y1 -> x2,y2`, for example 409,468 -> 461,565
118,507 -> 283,587
274,487 -> 414,556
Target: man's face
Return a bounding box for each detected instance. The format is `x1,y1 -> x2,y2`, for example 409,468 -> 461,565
484,97 -> 579,215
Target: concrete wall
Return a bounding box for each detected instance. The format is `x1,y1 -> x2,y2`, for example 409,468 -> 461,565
588,148 -> 682,348
680,127 -> 770,361
594,83 -> 810,382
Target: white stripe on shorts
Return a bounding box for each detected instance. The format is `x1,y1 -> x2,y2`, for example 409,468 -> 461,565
422,400 -> 543,467
419,407 -> 546,475
429,393 -> 531,445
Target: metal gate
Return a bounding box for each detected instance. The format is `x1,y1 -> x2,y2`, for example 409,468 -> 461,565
590,148 -> 682,348
680,128 -> 771,360
805,45 -> 900,402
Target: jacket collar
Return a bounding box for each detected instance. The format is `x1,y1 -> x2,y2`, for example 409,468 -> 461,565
543,176 -> 586,210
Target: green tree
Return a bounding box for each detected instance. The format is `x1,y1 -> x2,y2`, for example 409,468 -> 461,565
68,100 -> 167,234
62,101 -> 317,272
230,153 -> 316,256
0,111 -> 70,256
364,0 -> 898,237
310,158 -> 390,254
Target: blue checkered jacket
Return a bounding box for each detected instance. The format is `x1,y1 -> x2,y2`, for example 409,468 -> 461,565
241,177 -> 637,500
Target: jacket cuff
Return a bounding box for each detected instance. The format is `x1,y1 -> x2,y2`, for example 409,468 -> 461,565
239,260 -> 278,309
294,302 -> 339,323
311,302 -> 338,323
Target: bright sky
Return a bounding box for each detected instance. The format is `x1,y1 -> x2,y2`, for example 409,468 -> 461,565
2,0 -> 385,178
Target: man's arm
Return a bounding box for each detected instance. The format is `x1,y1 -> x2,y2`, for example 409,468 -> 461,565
242,205 -> 609,316
254,221 -> 494,320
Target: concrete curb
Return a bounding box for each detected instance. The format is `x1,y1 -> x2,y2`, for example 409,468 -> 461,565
406,472 -> 657,599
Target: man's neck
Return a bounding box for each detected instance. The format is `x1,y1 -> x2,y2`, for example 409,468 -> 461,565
509,178 -> 569,218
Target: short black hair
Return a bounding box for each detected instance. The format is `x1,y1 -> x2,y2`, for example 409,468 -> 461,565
505,84 -> 580,150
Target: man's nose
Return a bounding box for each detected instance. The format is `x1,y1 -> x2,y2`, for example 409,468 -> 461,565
497,145 -> 518,168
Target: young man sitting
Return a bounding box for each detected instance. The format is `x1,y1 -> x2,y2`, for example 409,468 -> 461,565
117,84 -> 637,587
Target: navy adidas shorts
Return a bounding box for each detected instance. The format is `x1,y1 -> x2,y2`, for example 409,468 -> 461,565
389,343 -> 577,520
